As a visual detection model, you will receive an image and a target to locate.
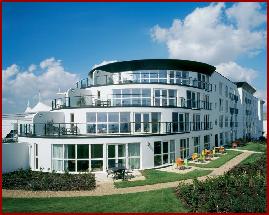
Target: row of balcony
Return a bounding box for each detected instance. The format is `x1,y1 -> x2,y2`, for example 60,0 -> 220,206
19,121 -> 213,137
76,77 -> 213,92
51,96 -> 212,111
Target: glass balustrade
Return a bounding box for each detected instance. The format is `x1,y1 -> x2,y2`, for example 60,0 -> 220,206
19,121 -> 213,137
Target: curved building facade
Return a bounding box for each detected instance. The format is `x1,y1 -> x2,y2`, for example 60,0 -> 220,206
18,59 -> 264,173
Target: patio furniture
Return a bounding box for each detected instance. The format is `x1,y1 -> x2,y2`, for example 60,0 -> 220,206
232,142 -> 238,148
192,153 -> 198,161
176,158 -> 184,169
184,158 -> 190,169
109,166 -> 129,181
219,146 -> 225,153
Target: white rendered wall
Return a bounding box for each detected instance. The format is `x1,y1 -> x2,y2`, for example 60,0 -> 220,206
2,143 -> 30,173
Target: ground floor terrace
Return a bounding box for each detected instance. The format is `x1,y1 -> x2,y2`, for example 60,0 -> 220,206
19,131 -> 239,173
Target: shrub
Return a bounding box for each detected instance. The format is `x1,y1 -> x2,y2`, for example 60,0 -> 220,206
2,169 -> 96,191
175,155 -> 266,212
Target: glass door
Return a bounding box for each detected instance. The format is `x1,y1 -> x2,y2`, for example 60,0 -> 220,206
107,144 -> 126,168
134,113 -> 151,133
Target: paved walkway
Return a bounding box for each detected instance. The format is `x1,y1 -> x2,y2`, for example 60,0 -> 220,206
2,150 -> 256,198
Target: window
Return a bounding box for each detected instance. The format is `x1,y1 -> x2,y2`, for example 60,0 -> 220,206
225,132 -> 229,145
112,88 -> 151,107
179,139 -> 190,158
219,82 -> 223,95
91,144 -> 103,171
204,135 -> 210,149
172,113 -> 189,132
194,137 -> 200,153
154,89 -> 177,107
152,112 -> 161,133
225,86 -> 228,97
107,144 -> 126,168
154,141 -> 175,166
128,143 -> 140,169
34,143 -> 38,170
170,140 -> 175,163
225,116 -> 228,127
86,112 -> 130,134
193,114 -> 201,131
219,99 -> 223,111
186,90 -> 197,108
170,70 -> 189,85
220,133 -> 224,146
219,115 -> 223,128
225,100 -> 228,113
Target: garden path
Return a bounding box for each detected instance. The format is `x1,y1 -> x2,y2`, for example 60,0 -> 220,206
2,150 -> 256,198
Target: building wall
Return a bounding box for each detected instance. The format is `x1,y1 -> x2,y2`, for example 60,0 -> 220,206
17,67 -> 264,172
2,143 -> 30,173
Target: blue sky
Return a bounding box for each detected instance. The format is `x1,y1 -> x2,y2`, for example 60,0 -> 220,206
2,2 -> 267,113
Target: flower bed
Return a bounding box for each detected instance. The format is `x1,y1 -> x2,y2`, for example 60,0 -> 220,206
2,169 -> 96,191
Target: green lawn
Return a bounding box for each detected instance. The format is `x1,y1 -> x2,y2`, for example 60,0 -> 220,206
114,169 -> 211,188
2,188 -> 188,213
240,153 -> 264,165
238,142 -> 267,152
189,150 -> 242,168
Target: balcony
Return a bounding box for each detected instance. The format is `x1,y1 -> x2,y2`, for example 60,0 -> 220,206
51,95 -> 212,111
76,74 -> 212,92
19,121 -> 213,138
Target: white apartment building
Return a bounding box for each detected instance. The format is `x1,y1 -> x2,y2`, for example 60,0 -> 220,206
17,59 -> 264,173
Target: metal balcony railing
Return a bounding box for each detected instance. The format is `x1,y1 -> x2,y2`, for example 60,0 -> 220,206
51,95 -> 212,111
19,121 -> 213,137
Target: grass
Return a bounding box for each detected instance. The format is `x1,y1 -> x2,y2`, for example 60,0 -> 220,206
189,150 -> 242,168
114,169 -> 211,188
2,188 -> 188,213
240,153 -> 264,165
237,142 -> 267,152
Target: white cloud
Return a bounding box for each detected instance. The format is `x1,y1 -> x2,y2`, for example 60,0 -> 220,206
226,3 -> 266,30
150,3 -> 266,65
2,58 -> 80,113
28,64 -> 36,72
92,60 -> 117,70
216,61 -> 258,83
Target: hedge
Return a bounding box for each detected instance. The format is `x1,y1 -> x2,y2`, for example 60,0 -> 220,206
175,154 -> 266,212
2,169 -> 96,191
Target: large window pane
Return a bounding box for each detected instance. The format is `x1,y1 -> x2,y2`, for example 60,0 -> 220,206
154,141 -> 162,154
163,142 -> 168,153
154,155 -> 162,166
120,123 -> 130,133
108,145 -> 115,158
91,144 -> 103,158
113,89 -> 121,98
77,160 -> 89,172
142,89 -> 151,97
64,145 -> 75,159
87,124 -> 96,133
129,158 -> 140,169
53,144 -> 63,159
91,160 -> 103,171
108,123 -> 119,133
122,89 -> 131,97
64,160 -> 76,172
108,112 -> 119,122
77,145 -> 89,159
97,124 -> 107,133
118,144 -> 126,157
52,160 -> 63,171
120,113 -> 130,122
128,143 -> 140,156
86,113 -> 96,122
97,112 -> 107,122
